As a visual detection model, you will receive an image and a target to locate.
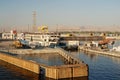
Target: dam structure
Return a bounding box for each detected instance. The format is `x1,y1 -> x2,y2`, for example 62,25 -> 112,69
0,47 -> 88,79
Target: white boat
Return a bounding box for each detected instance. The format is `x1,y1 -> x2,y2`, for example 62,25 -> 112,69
112,46 -> 120,52
23,32 -> 60,47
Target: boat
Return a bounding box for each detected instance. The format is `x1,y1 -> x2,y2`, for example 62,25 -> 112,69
112,46 -> 120,52
23,32 -> 60,47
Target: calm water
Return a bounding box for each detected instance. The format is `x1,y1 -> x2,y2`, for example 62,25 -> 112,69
17,53 -> 65,66
71,51 -> 120,80
0,40 -> 120,80
1,51 -> 120,80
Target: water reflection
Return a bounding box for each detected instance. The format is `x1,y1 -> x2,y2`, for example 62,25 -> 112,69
17,53 -> 65,66
0,60 -> 39,80
83,52 -> 98,61
80,50 -> 120,65
72,51 -> 98,62
45,77 -> 88,80
104,55 -> 120,65
71,51 -> 120,80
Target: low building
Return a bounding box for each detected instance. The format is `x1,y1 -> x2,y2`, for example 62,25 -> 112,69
2,30 -> 17,39
2,32 -> 12,39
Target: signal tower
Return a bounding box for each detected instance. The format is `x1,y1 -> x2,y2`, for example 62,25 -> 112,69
33,11 -> 36,32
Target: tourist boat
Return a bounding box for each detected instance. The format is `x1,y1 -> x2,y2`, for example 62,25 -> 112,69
58,37 -> 80,51
23,32 -> 60,47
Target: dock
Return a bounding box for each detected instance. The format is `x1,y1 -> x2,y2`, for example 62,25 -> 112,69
0,48 -> 88,79
78,46 -> 120,58
59,36 -> 104,41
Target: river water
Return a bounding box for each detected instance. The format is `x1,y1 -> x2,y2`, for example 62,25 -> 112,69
71,51 -> 120,80
0,41 -> 120,80
17,53 -> 66,66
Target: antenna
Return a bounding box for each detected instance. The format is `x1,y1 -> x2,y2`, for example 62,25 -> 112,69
33,11 -> 36,32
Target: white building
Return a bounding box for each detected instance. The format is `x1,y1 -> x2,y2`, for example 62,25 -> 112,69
2,32 -> 12,39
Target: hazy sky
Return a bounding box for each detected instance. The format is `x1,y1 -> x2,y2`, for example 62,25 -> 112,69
0,0 -> 120,30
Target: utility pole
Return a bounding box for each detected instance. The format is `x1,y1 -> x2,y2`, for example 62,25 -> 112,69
33,11 -> 36,32
56,24 -> 58,33
28,24 -> 29,32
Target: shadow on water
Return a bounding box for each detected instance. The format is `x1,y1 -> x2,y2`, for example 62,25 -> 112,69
0,60 -> 39,80
0,60 -> 88,80
45,77 -> 88,80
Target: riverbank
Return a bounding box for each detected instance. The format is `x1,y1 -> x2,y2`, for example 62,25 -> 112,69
78,46 -> 120,58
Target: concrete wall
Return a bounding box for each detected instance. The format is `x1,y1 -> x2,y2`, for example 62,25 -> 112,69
0,53 -> 40,74
0,48 -> 88,79
42,64 -> 88,79
72,64 -> 88,77
46,66 -> 72,79
8,48 -> 57,54
56,66 -> 72,79
44,66 -> 72,79
0,60 -> 39,80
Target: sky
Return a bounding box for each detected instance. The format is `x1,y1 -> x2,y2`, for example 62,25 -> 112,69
0,0 -> 120,31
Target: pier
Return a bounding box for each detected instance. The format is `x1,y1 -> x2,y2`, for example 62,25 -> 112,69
59,36 -> 104,41
0,53 -> 40,74
55,48 -> 83,64
0,48 -> 88,79
78,46 -> 120,58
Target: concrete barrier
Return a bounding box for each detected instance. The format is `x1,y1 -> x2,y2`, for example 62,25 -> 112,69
45,66 -> 72,79
0,48 -> 57,54
0,60 -> 39,80
72,64 -> 88,77
55,48 -> 83,64
0,48 -> 88,79
0,53 -> 40,74
40,64 -> 88,79
78,46 -> 120,58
